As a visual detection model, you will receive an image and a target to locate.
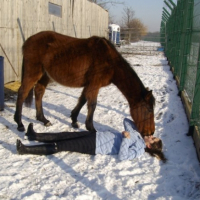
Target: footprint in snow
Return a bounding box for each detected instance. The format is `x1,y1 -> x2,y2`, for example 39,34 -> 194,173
156,96 -> 165,104
167,114 -> 176,123
156,112 -> 163,120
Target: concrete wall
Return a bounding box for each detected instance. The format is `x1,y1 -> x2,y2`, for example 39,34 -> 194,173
0,0 -> 109,83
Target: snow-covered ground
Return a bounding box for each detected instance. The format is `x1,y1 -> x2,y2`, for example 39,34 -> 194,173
0,42 -> 200,200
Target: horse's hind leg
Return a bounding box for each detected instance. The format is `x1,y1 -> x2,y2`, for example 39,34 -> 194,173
34,74 -> 51,126
71,88 -> 87,128
14,79 -> 37,131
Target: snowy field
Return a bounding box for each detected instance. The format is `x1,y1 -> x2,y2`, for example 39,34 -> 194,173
0,42 -> 200,200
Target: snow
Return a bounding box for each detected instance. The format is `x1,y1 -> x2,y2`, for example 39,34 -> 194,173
0,42 -> 200,200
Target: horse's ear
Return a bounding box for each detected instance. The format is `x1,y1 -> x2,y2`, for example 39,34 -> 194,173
144,90 -> 153,102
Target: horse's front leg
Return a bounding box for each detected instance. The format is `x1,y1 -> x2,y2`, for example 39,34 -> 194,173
35,74 -> 51,126
71,88 -> 87,128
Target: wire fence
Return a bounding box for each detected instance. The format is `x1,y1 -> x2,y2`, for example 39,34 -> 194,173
118,32 -> 165,58
161,0 -> 200,132
118,41 -> 164,56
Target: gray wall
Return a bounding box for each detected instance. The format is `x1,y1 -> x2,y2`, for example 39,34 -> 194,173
0,0 -> 109,83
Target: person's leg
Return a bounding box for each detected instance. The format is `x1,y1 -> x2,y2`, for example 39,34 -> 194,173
26,123 -> 94,142
17,139 -> 58,155
57,132 -> 96,155
17,132 -> 96,155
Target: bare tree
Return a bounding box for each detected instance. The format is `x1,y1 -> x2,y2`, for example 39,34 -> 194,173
120,7 -> 135,43
122,7 -> 135,28
89,0 -> 124,9
89,0 -> 124,24
121,7 -> 147,43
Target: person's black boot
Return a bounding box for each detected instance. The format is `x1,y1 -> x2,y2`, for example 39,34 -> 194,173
16,139 -> 58,155
25,123 -> 36,141
25,123 -> 94,142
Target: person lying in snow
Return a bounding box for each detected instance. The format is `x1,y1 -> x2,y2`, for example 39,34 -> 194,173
16,118 -> 166,162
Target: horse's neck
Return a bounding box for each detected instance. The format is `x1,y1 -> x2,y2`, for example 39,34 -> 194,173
113,65 -> 143,104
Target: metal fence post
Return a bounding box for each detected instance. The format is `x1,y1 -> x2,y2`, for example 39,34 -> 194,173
0,56 -> 4,111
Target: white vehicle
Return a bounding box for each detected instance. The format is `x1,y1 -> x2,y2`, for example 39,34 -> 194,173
108,24 -> 121,47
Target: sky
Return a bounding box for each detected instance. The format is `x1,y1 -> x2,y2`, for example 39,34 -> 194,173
108,0 -> 165,32
1,41 -> 200,199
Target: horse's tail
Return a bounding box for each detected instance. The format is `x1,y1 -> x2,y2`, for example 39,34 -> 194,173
21,57 -> 34,107
21,57 -> 25,83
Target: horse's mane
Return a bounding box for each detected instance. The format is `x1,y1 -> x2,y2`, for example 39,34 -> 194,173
101,37 -> 150,99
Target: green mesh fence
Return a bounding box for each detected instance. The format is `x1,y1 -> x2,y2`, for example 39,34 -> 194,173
161,0 -> 200,131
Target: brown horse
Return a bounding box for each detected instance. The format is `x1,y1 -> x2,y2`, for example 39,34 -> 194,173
14,31 -> 155,136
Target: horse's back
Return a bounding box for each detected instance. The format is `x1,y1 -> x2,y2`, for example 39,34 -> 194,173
22,31 -> 77,58
41,36 -> 117,87
22,32 -> 120,88
24,31 -> 76,46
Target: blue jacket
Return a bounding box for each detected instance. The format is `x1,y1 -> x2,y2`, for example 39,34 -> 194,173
95,118 -> 146,160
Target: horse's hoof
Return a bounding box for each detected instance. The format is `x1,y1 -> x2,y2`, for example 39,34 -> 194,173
45,121 -> 52,127
86,124 -> 96,132
71,122 -> 79,129
88,128 -> 96,132
17,125 -> 25,132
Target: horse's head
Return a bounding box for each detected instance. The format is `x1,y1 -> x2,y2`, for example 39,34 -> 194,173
130,90 -> 155,136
